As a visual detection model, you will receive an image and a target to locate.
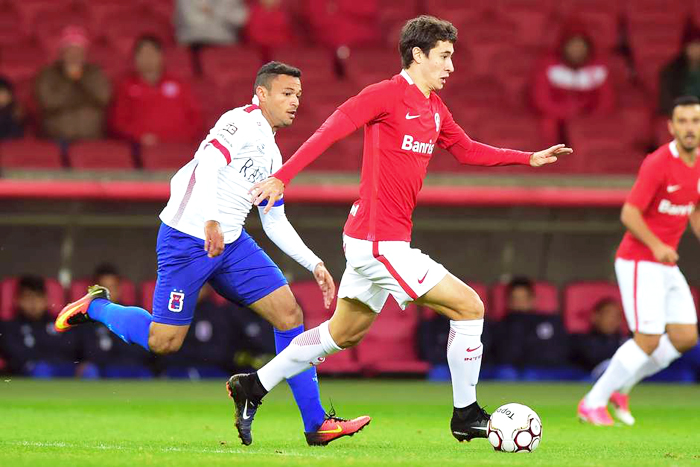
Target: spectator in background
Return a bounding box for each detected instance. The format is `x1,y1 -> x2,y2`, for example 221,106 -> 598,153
92,263 -> 123,304
110,36 -> 203,147
35,26 -> 111,141
495,277 -> 569,369
175,0 -> 248,46
531,21 -> 614,144
0,276 -> 80,377
570,298 -> 626,372
246,0 -> 295,54
659,22 -> 700,115
0,77 -> 24,139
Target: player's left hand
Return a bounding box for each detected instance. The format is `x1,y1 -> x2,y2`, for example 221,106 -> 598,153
250,177 -> 285,214
313,262 -> 335,309
530,144 -> 573,167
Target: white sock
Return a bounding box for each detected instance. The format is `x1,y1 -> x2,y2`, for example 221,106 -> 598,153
585,339 -> 649,408
447,319 -> 484,408
620,334 -> 681,394
257,320 -> 341,391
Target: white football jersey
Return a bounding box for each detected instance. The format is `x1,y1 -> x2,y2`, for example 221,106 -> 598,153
160,101 -> 282,243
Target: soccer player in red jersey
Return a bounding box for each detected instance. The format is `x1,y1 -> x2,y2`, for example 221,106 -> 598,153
579,96 -> 700,426
227,15 -> 572,443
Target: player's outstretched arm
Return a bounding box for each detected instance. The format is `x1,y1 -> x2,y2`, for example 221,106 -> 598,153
258,203 -> 336,308
529,144 -> 574,167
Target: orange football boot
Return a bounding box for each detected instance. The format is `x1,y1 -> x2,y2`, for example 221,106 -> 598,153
305,410 -> 371,446
54,285 -> 110,332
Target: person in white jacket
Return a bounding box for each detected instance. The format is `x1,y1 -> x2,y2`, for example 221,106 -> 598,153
175,0 -> 248,45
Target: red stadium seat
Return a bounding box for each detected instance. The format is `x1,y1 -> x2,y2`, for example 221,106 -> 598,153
0,277 -> 65,320
140,279 -> 156,311
489,281 -> 559,322
0,139 -> 63,169
200,46 -> 264,88
89,38 -> 129,82
356,302 -> 429,375
32,3 -> 92,51
0,4 -> 28,47
563,281 -> 625,334
290,280 -> 361,374
164,47 -> 195,81
270,47 -> 337,85
0,39 -> 48,83
98,6 -> 174,55
69,278 -> 137,307
346,47 -> 403,90
141,142 -> 198,170
68,140 -> 134,170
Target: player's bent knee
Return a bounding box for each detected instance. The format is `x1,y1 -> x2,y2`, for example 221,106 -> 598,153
273,302 -> 304,331
634,334 -> 661,355
148,332 -> 183,355
670,332 -> 698,353
453,294 -> 485,321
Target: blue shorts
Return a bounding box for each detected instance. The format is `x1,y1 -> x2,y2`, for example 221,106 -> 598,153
152,223 -> 288,326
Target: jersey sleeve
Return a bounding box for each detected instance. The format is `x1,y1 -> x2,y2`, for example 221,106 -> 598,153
273,81 -> 394,185
198,113 -> 248,165
626,155 -> 664,211
438,108 -> 532,166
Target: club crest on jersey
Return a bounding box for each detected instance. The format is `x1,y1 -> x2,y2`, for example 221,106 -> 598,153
434,112 -> 440,132
168,291 -> 185,312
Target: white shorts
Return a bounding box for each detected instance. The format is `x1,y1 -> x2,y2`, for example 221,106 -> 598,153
615,258 -> 698,335
338,235 -> 448,313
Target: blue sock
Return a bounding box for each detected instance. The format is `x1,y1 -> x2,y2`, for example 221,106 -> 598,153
88,299 -> 152,351
274,325 -> 326,432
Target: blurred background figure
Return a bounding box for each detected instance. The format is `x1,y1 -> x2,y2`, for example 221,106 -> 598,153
0,77 -> 24,140
245,0 -> 295,54
570,298 -> 626,373
659,21 -> 700,116
35,26 -> 111,141
495,277 -> 569,370
110,35 -> 202,148
531,21 -> 614,144
92,263 -> 122,303
0,275 -> 79,377
175,0 -> 248,46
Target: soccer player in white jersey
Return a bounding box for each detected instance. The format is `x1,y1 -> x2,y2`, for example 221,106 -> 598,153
579,96 -> 700,426
54,62 -> 370,446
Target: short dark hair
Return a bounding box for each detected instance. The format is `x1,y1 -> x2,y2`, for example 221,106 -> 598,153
134,35 -> 162,55
399,15 -> 458,69
17,275 -> 46,295
507,276 -> 535,297
93,263 -> 119,280
253,61 -> 301,94
671,95 -> 700,116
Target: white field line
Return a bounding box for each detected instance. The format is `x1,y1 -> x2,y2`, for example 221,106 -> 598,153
3,441 -> 335,458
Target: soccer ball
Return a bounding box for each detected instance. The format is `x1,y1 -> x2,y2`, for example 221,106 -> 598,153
487,403 -> 542,453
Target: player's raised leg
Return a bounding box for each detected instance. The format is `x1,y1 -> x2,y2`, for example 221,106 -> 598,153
416,273 -> 490,442
229,297 -> 374,445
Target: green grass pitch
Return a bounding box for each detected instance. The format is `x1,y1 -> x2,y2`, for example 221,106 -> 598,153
1,379 -> 699,466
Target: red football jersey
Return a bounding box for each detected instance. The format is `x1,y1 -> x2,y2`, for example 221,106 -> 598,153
275,71 -> 532,241
617,141 -> 700,262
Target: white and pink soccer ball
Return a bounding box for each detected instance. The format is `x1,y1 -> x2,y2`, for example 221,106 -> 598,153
487,403 -> 542,453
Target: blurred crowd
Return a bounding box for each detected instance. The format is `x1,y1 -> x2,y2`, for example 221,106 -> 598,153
0,1 -> 700,171
2,272 -> 698,381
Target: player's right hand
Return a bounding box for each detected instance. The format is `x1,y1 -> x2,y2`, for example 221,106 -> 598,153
204,220 -> 224,258
250,177 -> 285,214
652,242 -> 679,264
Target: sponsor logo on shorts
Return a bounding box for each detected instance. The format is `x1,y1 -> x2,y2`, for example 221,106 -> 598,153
168,290 -> 185,312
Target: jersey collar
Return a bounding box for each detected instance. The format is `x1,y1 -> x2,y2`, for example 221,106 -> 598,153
400,69 -> 414,85
670,141 -> 680,158
250,95 -> 275,137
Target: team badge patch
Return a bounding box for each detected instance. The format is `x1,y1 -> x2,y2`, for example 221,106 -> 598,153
168,290 -> 185,312
434,112 -> 440,132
